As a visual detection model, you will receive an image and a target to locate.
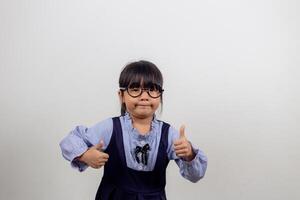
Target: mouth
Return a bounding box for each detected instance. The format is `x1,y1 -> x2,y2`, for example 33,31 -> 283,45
136,104 -> 151,107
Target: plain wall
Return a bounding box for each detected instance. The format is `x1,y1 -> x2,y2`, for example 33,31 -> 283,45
0,0 -> 299,199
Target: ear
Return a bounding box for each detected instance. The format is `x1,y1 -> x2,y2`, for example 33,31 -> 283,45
118,90 -> 124,103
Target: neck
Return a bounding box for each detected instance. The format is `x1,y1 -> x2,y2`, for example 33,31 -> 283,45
129,114 -> 154,135
130,114 -> 153,125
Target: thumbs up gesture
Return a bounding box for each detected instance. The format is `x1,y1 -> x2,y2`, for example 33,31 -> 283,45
173,125 -> 195,162
77,140 -> 109,169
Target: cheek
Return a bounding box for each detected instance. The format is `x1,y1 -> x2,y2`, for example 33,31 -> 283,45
123,97 -> 137,107
152,99 -> 161,107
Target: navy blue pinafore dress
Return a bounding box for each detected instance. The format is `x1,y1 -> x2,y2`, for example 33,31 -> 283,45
95,117 -> 170,200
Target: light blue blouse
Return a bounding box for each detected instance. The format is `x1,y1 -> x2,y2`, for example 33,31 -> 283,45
59,113 -> 207,183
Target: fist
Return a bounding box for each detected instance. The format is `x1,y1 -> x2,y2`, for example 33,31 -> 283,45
78,140 -> 109,169
173,125 -> 195,161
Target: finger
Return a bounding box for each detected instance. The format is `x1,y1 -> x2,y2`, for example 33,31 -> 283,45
173,139 -> 183,146
91,164 -> 99,169
93,165 -> 103,169
98,161 -> 107,167
177,153 -> 189,157
92,161 -> 105,168
174,140 -> 188,148
174,143 -> 188,151
99,157 -> 109,162
100,153 -> 109,159
175,149 -> 189,155
179,125 -> 185,138
94,140 -> 104,151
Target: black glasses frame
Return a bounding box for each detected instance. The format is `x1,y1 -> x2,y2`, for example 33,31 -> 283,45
119,87 -> 164,98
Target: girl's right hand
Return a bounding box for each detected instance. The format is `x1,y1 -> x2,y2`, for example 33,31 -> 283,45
77,140 -> 109,169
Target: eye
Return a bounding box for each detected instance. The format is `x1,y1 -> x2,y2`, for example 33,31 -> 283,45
131,88 -> 140,92
150,84 -> 160,91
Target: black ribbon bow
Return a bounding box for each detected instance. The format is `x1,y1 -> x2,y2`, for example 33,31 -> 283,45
134,143 -> 150,165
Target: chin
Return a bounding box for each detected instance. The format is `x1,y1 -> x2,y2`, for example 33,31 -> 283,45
135,111 -> 154,119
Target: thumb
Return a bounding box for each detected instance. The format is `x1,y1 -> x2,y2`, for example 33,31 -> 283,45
94,140 -> 104,151
179,125 -> 186,139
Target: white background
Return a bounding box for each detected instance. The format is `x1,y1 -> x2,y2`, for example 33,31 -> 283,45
1,0 -> 299,199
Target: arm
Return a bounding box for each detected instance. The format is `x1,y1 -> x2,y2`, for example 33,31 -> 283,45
59,118 -> 113,171
167,126 -> 208,183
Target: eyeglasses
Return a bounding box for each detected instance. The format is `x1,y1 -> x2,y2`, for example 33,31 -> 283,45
120,86 -> 164,98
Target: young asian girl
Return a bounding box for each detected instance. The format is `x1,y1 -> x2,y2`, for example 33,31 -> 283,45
59,60 -> 208,200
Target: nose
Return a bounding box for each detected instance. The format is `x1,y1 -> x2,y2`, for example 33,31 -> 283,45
140,89 -> 150,99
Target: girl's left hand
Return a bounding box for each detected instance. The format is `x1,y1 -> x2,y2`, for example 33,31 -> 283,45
173,125 -> 195,162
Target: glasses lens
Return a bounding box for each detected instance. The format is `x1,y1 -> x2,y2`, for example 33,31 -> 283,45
148,88 -> 161,98
128,88 -> 142,97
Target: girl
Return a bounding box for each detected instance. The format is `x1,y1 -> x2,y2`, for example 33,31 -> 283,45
60,60 -> 207,200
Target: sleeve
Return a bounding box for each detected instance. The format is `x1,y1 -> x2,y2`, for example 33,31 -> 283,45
59,118 -> 113,172
167,126 -> 208,183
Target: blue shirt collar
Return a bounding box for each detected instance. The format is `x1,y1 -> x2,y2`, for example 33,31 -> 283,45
123,112 -> 159,139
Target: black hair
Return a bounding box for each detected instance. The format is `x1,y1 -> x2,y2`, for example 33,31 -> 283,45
119,60 -> 164,115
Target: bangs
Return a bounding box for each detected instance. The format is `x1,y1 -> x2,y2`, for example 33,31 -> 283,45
127,74 -> 162,89
119,60 -> 163,89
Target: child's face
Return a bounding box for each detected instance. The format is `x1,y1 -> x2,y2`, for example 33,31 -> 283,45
119,84 -> 161,119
